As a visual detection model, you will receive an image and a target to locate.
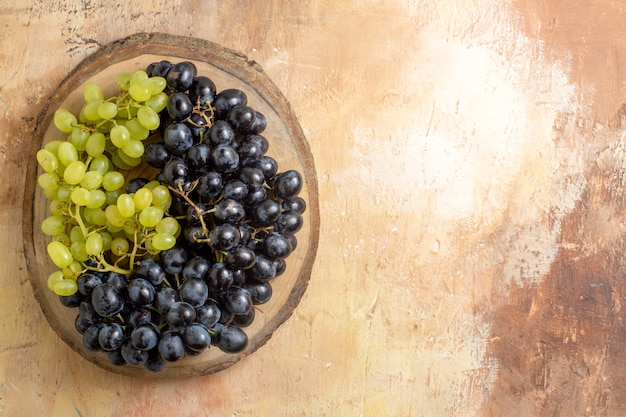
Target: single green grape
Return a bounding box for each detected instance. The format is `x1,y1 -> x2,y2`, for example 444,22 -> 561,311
70,241 -> 89,262
86,189 -> 106,209
105,205 -> 127,227
151,233 -> 176,251
70,187 -> 92,206
49,199 -> 66,216
116,148 -> 142,167
70,226 -> 85,243
37,172 -> 60,191
147,76 -> 167,94
116,193 -> 136,218
110,125 -> 131,148
53,109 -> 77,134
144,92 -> 168,113
136,106 -> 160,131
138,206 -> 164,228
63,160 -> 87,185
47,241 -> 74,268
85,132 -> 106,157
36,149 -> 59,172
41,215 -> 66,236
97,101 -> 118,120
57,141 -> 78,166
100,231 -> 113,251
69,127 -> 90,151
83,99 -> 103,122
53,279 -> 78,296
110,237 -> 130,256
56,185 -> 73,202
89,154 -> 111,176
129,81 -> 151,102
102,171 -> 125,191
130,70 -> 149,84
133,188 -> 152,211
122,139 -> 144,159
83,82 -> 105,103
125,118 -> 149,140
155,216 -> 179,236
80,170 -> 103,190
151,185 -> 171,208
85,233 -> 104,256
47,270 -> 65,291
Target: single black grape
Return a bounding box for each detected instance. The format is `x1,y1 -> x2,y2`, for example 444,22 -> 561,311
222,286 -> 252,315
238,166 -> 265,190
208,263 -> 234,292
59,292 -> 84,308
108,349 -> 126,366
121,339 -> 149,366
222,179 -> 248,201
83,323 -> 105,351
214,198 -> 246,224
273,170 -> 303,200
160,244 -> 188,274
158,330 -> 186,362
248,156 -> 278,181
148,60 -> 172,78
163,122 -> 194,156
208,120 -> 236,147
179,278 -> 209,307
274,211 -> 304,235
166,301 -> 197,330
182,256 -> 212,281
194,171 -> 223,201
127,278 -> 156,308
226,105 -> 257,134
162,157 -> 189,188
183,323 -> 212,352
155,287 -> 180,313
144,348 -> 167,372
131,323 -> 160,351
166,61 -> 197,92
213,88 -> 248,120
209,223 -> 241,251
250,199 -> 282,227
134,258 -> 165,286
250,111 -> 267,134
282,196 -> 307,214
216,324 -> 248,353
91,283 -> 124,318
195,298 -> 222,328
274,258 -> 287,277
262,232 -> 293,259
189,75 -> 217,106
243,186 -> 267,207
233,308 -> 255,327
143,142 -> 171,169
98,323 -> 125,351
246,254 -> 277,282
211,144 -> 239,174
105,272 -> 128,292
225,245 -> 256,270
77,272 -> 102,296
243,280 -> 273,305
187,143 -> 212,175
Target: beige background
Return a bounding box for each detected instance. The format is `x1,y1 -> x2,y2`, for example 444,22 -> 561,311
2,0 -> 626,416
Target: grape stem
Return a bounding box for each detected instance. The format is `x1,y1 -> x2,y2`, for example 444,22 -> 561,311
167,182 -> 213,248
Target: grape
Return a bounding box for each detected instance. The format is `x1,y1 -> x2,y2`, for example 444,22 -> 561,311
144,92 -> 168,113
89,154 -> 110,175
57,141 -> 78,166
166,61 -> 196,92
47,270 -> 65,291
54,279 -> 79,297
36,149 -> 59,172
132,188 -> 152,211
213,88 -> 247,120
129,80 -> 151,102
151,233 -> 176,250
136,106 -> 160,131
70,187 -> 91,206
80,170 -> 103,190
53,109 -> 77,134
97,101 -> 118,119
102,171 -> 125,191
189,76 -> 216,106
116,72 -> 131,90
71,241 -> 88,262
138,206 -> 163,228
127,278 -> 156,308
37,172 -> 60,191
125,118 -> 149,140
63,160 -> 87,185
182,323 -> 211,352
85,233 -> 103,256
131,324 -> 159,350
99,323 -> 125,351
143,142 -> 171,169
83,100 -> 103,121
122,139 -> 144,159
155,217 -> 178,235
86,189 -> 106,209
47,241 -> 74,268
273,170 -> 303,199
83,82 -> 105,103
110,125 -> 131,148
163,123 -> 193,156
105,205 -> 127,227
150,185 -> 171,208
215,324 -> 248,353
226,105 -> 256,134
116,194 -> 136,218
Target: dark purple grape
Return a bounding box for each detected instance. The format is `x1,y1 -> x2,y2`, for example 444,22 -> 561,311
195,298 -> 222,328
194,171 -> 223,201
182,256 -> 212,281
213,89 -> 248,120
148,60 -> 172,78
179,278 -> 209,307
250,111 -> 267,134
222,179 -> 248,201
166,61 -> 197,92
248,156 -> 278,180
166,301 -> 196,330
134,258 -> 165,286
243,187 -> 267,207
214,198 -> 246,223
189,76 -> 216,106
59,292 -> 84,308
183,323 -> 212,352
186,112 -> 209,142
160,244 -> 188,274
216,324 -> 248,353
211,144 -> 239,174
155,287 -> 180,313
231,268 -> 246,287
246,254 -> 276,282
241,134 -> 269,155
126,177 -> 149,194
162,157 -> 189,188
77,272 -> 102,296
127,278 -> 156,308
158,331 -> 186,362
105,272 -> 128,291
262,232 -> 293,259
167,92 -> 194,121
209,223 -> 241,251
108,349 -> 126,366
275,211 -> 304,235
208,120 -> 236,147
127,308 -> 153,330
243,281 -> 273,305
187,143 -> 212,174
163,122 -> 194,156
143,142 -> 171,169
121,339 -> 149,365
75,314 -> 93,334
208,263 -> 234,292
144,348 -> 166,372
273,170 -> 303,199
91,283 -> 124,318
274,258 -> 287,277
238,166 -> 265,190
225,245 -> 256,270
83,323 -> 105,351
226,105 -> 257,134
250,199 -> 282,227
282,197 -> 307,214
233,308 -> 255,327
98,323 -> 125,351
222,286 -> 252,315
131,323 -> 160,351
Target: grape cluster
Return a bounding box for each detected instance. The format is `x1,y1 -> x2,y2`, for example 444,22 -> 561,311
37,60 -> 306,371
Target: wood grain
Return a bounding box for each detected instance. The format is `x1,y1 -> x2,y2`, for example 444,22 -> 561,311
3,0 -> 626,416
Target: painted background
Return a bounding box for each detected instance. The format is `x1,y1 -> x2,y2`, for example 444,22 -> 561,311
2,0 -> 626,415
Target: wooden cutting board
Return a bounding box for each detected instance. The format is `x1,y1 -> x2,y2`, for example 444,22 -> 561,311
2,0 -> 626,416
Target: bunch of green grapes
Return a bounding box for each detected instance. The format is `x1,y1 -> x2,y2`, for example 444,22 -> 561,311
36,70 -> 179,296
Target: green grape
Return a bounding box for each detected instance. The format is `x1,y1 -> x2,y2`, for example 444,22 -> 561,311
83,207 -> 107,226
147,76 -> 167,94
133,188 -> 153,211
102,171 -> 125,191
70,241 -> 89,262
80,170 -> 103,190
130,70 -> 149,84
122,216 -> 137,236
116,148 -> 142,167
144,92 -> 168,113
53,233 -> 71,246
83,99 -> 103,122
47,270 -> 65,291
63,160 -> 87,185
151,185 -> 171,208
69,127 -> 89,151
155,217 -> 179,235
53,279 -> 78,296
49,199 -> 66,216
44,139 -> 63,154
125,117 -> 149,140
129,80 -> 151,102
41,215 -> 65,236
70,187 -> 91,206
47,241 -> 74,268
122,139 -> 144,159
136,106 -> 160,131
83,82 -> 105,103
57,141 -> 78,166
110,151 -> 134,170
101,231 -> 113,251
89,154 -> 110,175
85,233 -> 103,256
138,206 -> 163,228
151,233 -> 176,251
97,101 -> 118,119
117,72 -> 131,90
43,188 -> 59,200
144,180 -> 160,190
116,193 -> 136,218
36,149 -> 59,172
110,125 -> 131,148
144,237 -> 157,254
105,205 -> 127,227
86,189 -> 106,209
85,132 -> 106,157
70,226 -> 85,243
63,261 -> 83,278
105,189 -> 123,206
53,109 -> 77,134
110,237 -> 130,256
56,185 -> 72,202
37,172 -> 60,191
106,221 -> 124,233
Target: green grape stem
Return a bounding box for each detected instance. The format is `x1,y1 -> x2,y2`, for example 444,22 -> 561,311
168,182 -> 214,247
